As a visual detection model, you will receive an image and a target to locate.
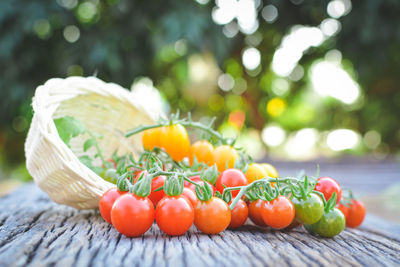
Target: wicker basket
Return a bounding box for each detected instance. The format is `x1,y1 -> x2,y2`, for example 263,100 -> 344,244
25,76 -> 156,209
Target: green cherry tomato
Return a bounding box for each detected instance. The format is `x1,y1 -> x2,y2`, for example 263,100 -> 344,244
292,193 -> 324,225
303,223 -> 315,235
310,208 -> 345,238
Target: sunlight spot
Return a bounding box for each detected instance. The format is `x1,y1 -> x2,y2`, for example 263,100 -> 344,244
327,129 -> 359,151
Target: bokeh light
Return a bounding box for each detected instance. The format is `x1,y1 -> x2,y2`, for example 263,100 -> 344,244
310,60 -> 360,104
327,129 -> 360,151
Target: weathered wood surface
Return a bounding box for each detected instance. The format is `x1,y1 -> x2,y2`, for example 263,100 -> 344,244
1,184 -> 400,267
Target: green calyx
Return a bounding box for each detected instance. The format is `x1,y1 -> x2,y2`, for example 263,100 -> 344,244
131,172 -> 153,197
195,180 -> 214,202
290,176 -> 317,200
164,174 -> 184,196
324,192 -> 338,212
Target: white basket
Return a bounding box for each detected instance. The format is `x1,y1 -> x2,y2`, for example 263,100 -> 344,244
25,76 -> 156,209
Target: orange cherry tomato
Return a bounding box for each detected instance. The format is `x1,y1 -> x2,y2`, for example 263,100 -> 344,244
261,163 -> 279,178
181,187 -> 198,207
142,127 -> 163,151
248,199 -> 267,227
156,196 -> 194,236
346,199 -> 366,228
189,140 -> 214,166
245,163 -> 267,184
228,199 -> 248,229
260,196 -> 295,229
99,188 -> 126,224
212,145 -> 239,172
160,124 -> 191,162
111,193 -> 154,237
194,197 -> 231,234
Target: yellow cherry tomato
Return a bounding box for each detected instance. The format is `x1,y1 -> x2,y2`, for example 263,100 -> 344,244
261,163 -> 279,178
245,163 -> 267,184
142,127 -> 163,151
212,145 -> 239,172
160,124 -> 191,162
189,140 -> 214,166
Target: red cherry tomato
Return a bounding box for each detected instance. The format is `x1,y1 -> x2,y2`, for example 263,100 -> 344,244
315,176 -> 342,202
216,169 -> 248,197
337,203 -> 349,219
184,176 -> 202,187
156,196 -> 194,236
260,196 -> 295,229
148,175 -> 166,206
194,197 -> 231,234
134,171 -> 166,206
111,193 -> 154,237
99,188 -> 126,224
228,199 -> 248,229
181,187 -> 198,207
346,199 -> 366,228
248,199 -> 267,227
187,180 -> 217,196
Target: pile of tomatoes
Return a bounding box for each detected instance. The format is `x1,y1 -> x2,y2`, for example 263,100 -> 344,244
98,121 -> 366,238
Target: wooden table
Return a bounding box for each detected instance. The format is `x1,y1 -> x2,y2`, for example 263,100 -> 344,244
1,183 -> 400,267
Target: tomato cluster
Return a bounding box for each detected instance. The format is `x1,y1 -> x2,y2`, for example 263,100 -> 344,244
97,119 -> 366,238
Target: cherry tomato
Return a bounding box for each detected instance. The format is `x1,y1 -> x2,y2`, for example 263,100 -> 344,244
315,177 -> 342,202
184,176 -> 201,187
216,169 -> 248,197
248,199 -> 267,227
160,124 -> 191,162
189,140 -> 214,166
261,163 -> 279,178
194,197 -> 231,234
336,203 -> 349,219
181,187 -> 198,207
228,199 -> 248,229
148,175 -> 166,206
156,196 -> 194,236
134,171 -> 166,206
309,208 -> 345,237
187,180 -> 217,196
99,188 -> 126,224
261,196 -> 295,229
212,145 -> 239,172
292,193 -> 324,225
111,193 -> 154,237
142,127 -> 163,151
346,199 -> 366,228
245,163 -> 267,184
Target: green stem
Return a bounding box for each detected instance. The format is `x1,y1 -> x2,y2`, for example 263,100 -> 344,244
87,130 -> 106,165
312,190 -> 327,206
125,120 -> 229,144
227,177 -> 297,210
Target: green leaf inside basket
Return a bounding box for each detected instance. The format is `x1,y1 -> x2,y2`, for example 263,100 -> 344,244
54,116 -> 87,147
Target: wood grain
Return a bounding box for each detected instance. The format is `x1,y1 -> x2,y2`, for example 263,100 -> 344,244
0,184 -> 400,267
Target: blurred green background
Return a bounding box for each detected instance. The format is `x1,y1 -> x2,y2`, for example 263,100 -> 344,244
1,0 -> 400,185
